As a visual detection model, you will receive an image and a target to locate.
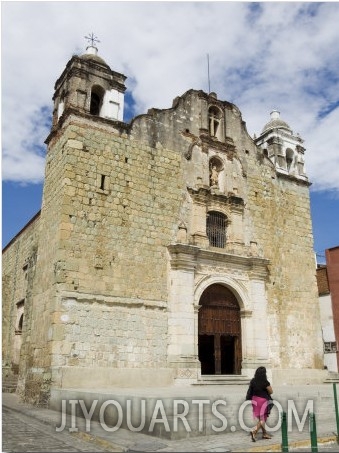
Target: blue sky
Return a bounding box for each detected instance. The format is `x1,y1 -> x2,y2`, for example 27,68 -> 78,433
2,2 -> 339,262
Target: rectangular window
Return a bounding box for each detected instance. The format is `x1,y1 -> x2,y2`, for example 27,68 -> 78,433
96,173 -> 109,193
206,211 -> 227,248
324,341 -> 337,353
100,174 -> 106,190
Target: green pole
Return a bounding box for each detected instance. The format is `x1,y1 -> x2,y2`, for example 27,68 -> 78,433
281,411 -> 289,452
310,412 -> 318,453
333,383 -> 339,444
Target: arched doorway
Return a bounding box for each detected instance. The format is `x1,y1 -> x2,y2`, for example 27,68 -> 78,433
198,284 -> 241,375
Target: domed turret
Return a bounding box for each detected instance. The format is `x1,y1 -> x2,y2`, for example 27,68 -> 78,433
79,44 -> 110,68
261,110 -> 292,134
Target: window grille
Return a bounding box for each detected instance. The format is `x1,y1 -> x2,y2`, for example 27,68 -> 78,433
206,211 -> 227,248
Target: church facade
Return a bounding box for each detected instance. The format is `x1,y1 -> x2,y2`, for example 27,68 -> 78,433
2,44 -> 325,404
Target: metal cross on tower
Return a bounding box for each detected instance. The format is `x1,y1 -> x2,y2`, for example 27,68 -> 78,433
84,33 -> 100,47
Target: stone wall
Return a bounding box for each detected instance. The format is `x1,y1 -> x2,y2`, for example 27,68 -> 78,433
55,297 -> 168,368
42,115 -> 187,385
48,115 -> 184,299
2,213 -> 40,377
247,173 -> 322,370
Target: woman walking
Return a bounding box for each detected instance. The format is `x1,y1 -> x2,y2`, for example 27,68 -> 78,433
248,366 -> 273,442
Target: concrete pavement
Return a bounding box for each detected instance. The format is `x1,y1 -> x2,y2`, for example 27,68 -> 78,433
2,384 -> 339,452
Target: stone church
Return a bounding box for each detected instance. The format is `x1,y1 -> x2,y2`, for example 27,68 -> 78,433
2,43 -> 325,404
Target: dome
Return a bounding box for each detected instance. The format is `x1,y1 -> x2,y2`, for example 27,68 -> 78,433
79,46 -> 110,68
261,110 -> 291,134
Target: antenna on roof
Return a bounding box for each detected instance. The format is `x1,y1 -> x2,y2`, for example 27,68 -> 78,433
207,53 -> 211,93
84,33 -> 100,48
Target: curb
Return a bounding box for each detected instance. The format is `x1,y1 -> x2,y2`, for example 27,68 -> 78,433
72,431 -> 126,452
239,435 -> 338,452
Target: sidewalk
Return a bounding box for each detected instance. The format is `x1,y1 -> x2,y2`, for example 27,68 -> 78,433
2,388 -> 339,452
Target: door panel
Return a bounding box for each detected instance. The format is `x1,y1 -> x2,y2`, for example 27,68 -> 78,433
198,284 -> 241,375
198,334 -> 215,374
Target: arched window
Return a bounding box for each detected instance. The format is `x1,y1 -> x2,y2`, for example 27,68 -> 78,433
57,94 -> 65,120
208,106 -> 222,138
206,211 -> 227,248
286,148 -> 294,172
15,300 -> 24,335
90,85 -> 105,116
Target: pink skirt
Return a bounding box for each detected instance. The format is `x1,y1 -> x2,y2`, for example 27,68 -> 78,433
252,396 -> 269,421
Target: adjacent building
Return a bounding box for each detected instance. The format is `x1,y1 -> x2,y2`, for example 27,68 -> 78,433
317,246 -> 339,372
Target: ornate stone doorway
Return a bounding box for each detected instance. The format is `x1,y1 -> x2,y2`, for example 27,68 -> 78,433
198,284 -> 241,375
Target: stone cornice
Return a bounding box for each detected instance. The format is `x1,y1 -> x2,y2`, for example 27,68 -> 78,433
198,249 -> 269,276
45,109 -> 129,145
276,171 -> 311,187
167,244 -> 199,271
256,128 -> 304,145
59,291 -> 167,310
54,56 -> 126,92
168,243 -> 269,278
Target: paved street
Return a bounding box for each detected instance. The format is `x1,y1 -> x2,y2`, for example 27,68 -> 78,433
2,405 -> 108,452
2,388 -> 339,452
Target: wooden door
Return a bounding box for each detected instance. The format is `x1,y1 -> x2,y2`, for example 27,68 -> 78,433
198,284 -> 241,374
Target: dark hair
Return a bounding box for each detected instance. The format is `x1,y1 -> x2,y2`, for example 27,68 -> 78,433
253,366 -> 268,386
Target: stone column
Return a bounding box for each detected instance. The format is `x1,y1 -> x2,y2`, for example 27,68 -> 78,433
228,204 -> 244,243
191,201 -> 209,248
167,244 -> 201,384
242,259 -> 270,377
240,309 -> 253,361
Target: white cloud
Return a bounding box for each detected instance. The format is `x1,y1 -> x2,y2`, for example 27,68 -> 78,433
306,106 -> 339,191
2,2 -> 339,194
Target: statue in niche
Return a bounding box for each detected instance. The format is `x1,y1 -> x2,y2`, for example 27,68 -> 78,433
210,164 -> 219,187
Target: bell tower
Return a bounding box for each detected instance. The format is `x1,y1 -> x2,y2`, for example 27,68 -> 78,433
51,34 -> 127,128
255,110 -> 307,181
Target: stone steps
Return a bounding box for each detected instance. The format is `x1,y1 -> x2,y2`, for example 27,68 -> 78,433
324,372 -> 339,383
192,374 -> 251,385
2,375 -> 18,393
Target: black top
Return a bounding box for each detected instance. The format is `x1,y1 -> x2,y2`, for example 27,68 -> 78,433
250,378 -> 271,399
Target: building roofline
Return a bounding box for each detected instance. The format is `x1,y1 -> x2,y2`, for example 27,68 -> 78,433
2,210 -> 41,253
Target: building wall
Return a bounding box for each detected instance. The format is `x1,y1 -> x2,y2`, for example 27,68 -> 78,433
319,293 -> 337,372
43,115 -> 185,389
326,247 -> 339,370
253,178 -> 322,371
2,213 -> 40,376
